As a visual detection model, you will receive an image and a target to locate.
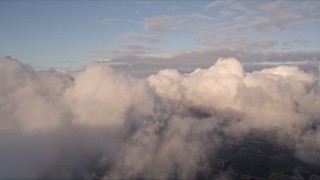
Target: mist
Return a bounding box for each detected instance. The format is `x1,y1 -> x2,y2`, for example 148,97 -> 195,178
1,56 -> 320,179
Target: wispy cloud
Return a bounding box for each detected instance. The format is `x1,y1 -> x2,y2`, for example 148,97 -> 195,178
144,15 -> 178,32
204,1 -> 225,10
115,32 -> 163,43
143,1 -> 319,41
143,14 -> 214,32
100,18 -> 118,26
205,1 -> 320,31
93,15 -> 119,26
188,13 -> 213,20
170,6 -> 180,11
95,44 -> 160,56
91,1 -> 320,76
219,10 -> 235,18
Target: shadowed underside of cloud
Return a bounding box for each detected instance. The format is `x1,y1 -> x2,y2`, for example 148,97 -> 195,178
1,56 -> 320,179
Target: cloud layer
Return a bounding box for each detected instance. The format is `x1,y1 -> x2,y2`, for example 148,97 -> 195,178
1,56 -> 320,179
96,47 -> 320,77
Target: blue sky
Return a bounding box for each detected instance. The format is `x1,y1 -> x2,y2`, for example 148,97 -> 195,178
1,0 -> 320,72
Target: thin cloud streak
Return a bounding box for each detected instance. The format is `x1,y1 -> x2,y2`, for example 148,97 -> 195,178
115,32 -> 163,43
92,46 -> 320,77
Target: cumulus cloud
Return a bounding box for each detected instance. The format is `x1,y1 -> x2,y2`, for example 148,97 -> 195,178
1,56 -> 320,179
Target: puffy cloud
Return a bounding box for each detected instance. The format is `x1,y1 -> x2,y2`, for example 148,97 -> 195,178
148,57 -> 318,132
65,65 -> 153,128
0,57 -> 73,132
1,56 -> 320,179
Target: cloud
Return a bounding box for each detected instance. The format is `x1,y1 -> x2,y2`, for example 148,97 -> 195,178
92,46 -> 320,77
116,32 -> 163,43
188,13 -> 213,20
194,34 -> 314,51
1,56 -> 320,179
204,1 -> 226,10
143,14 -> 214,32
205,1 -> 320,31
170,6 -> 180,11
99,18 -> 118,26
140,1 -> 319,53
219,10 -> 235,18
0,56 -> 153,178
94,44 -> 160,56
144,15 -> 178,32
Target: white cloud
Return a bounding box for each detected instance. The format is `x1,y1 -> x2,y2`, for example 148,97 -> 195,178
1,56 -> 320,179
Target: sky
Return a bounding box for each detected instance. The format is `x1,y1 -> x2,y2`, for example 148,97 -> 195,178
1,0 -> 320,74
